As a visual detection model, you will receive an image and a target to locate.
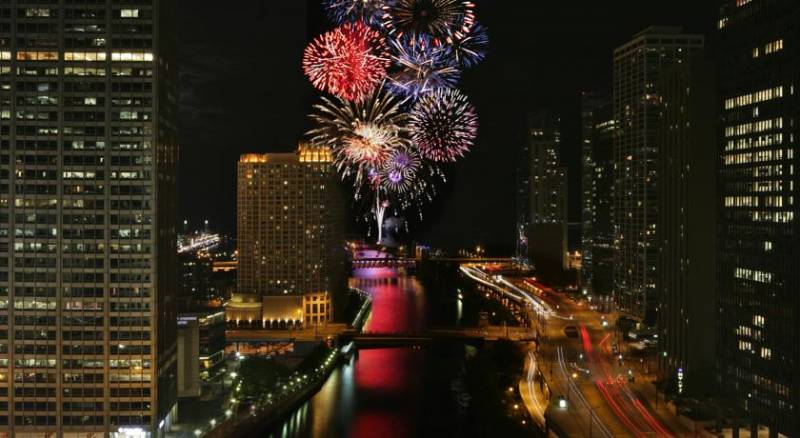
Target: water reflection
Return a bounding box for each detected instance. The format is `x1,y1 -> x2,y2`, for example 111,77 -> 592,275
271,265 -> 433,438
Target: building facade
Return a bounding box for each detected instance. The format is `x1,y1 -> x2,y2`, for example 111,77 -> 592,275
717,1 -> 799,435
656,55 -> 717,395
589,102 -> 616,298
525,112 -> 568,280
580,91 -> 609,294
232,146 -> 343,326
612,27 -> 704,321
0,1 -> 179,436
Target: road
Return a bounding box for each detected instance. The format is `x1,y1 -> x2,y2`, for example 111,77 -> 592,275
462,264 -> 691,437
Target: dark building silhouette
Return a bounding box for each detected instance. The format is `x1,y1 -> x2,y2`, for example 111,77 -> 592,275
656,55 -> 717,396
580,91 -> 611,295
613,27 -> 704,321
587,101 -> 616,298
717,1 -> 799,435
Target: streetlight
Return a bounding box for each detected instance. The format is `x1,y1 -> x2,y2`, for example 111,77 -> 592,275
194,429 -> 202,437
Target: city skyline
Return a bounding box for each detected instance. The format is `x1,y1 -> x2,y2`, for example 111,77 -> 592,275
1,0 -> 797,437
177,0 -> 715,251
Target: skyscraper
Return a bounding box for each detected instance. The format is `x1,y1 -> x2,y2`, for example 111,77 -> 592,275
231,145 -> 344,326
0,1 -> 178,436
656,55 -> 717,395
717,1 -> 798,435
580,91 -> 609,294
612,27 -> 704,320
588,102 -> 616,298
525,111 -> 568,280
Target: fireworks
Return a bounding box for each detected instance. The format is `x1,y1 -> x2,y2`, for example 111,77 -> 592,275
308,88 -> 409,184
302,21 -> 390,101
304,0 -> 486,240
449,22 -> 488,69
323,0 -> 394,27
388,35 -> 460,99
382,0 -> 476,46
380,147 -> 421,193
409,88 -> 478,162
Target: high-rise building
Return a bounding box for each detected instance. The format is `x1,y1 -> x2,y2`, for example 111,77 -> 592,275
612,27 -> 704,320
0,1 -> 179,436
524,112 -> 568,280
656,55 -> 717,395
580,91 -> 609,294
717,2 -> 798,435
588,102 -> 616,298
231,145 -> 344,326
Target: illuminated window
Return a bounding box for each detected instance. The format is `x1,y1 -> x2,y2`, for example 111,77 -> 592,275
0,51 -> 10,60
64,52 -> 107,62
754,315 -> 765,328
120,9 -> 140,18
111,52 -> 154,62
16,51 -> 59,61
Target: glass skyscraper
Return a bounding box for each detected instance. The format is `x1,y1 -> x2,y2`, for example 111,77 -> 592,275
612,27 -> 703,320
0,1 -> 178,436
718,1 -> 798,435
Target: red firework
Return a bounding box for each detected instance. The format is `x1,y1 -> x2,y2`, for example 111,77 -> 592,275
303,21 -> 390,101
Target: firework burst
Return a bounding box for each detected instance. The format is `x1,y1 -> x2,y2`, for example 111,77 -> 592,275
449,22 -> 488,68
308,87 -> 410,185
380,147 -> 421,193
410,88 -> 478,162
388,35 -> 460,99
302,21 -> 390,101
323,0 -> 394,27
382,0 -> 476,46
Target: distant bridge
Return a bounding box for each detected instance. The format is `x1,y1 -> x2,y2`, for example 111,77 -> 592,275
343,326 -> 533,348
351,257 -> 515,268
226,325 -> 533,348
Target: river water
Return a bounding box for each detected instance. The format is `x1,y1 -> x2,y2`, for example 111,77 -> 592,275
270,265 -> 460,438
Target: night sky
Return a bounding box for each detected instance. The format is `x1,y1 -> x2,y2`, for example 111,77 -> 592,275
178,1 -> 716,252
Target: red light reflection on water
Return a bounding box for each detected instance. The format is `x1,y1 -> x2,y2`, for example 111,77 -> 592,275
348,264 -> 428,438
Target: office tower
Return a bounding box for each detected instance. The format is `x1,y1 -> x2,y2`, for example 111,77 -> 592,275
525,112 -> 568,280
515,119 -> 532,261
580,91 -> 609,293
656,55 -> 717,395
718,1 -> 798,435
233,145 -> 343,326
0,1 -> 178,436
588,102 -> 616,298
612,27 -> 704,320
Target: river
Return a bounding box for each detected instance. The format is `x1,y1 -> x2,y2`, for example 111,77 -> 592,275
270,264 -> 463,438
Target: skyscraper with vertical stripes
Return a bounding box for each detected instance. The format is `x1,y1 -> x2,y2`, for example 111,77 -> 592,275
717,1 -> 798,435
0,1 -> 178,436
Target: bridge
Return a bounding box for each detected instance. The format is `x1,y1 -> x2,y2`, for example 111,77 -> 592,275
351,257 -> 516,268
347,326 -> 534,348
226,325 -> 533,347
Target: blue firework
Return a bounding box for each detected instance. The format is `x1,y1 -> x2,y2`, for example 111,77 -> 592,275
323,0 -> 394,27
387,35 -> 460,100
449,22 -> 488,69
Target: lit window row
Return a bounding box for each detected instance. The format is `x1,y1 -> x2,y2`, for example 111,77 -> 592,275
735,267 -> 773,284
725,87 -> 783,110
723,149 -> 784,165
725,196 -> 759,207
751,210 -> 794,223
736,0 -> 752,6
10,51 -> 154,62
725,117 -> 783,138
752,180 -> 783,192
753,39 -> 783,58
725,133 -> 783,151
765,39 -> 784,55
